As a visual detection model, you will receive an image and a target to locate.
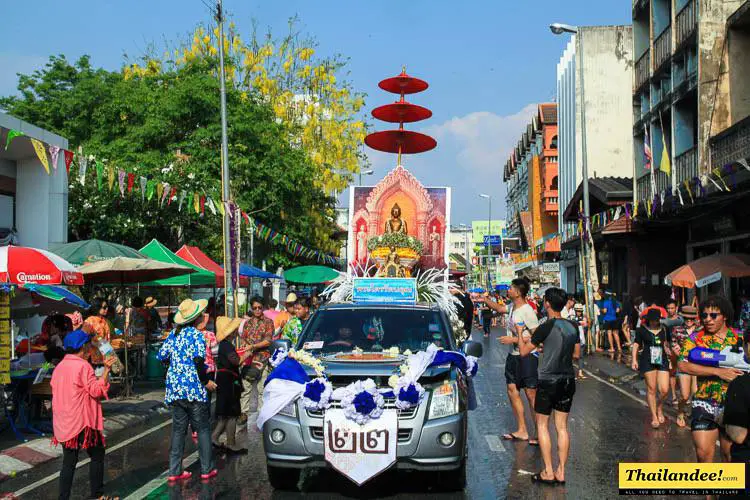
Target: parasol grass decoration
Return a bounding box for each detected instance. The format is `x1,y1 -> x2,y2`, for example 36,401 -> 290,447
322,267 -> 460,317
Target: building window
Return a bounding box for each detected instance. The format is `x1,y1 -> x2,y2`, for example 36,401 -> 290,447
550,135 -> 558,149
550,176 -> 558,190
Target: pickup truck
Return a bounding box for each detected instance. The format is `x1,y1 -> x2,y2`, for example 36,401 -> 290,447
262,302 -> 483,491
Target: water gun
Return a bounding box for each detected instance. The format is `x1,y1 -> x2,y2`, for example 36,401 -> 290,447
688,346 -> 750,371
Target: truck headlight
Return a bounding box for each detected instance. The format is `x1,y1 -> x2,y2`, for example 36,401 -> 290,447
279,401 -> 297,418
428,381 -> 459,420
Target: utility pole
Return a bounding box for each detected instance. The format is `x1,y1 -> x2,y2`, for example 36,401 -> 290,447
479,194 -> 492,290
216,0 -> 234,317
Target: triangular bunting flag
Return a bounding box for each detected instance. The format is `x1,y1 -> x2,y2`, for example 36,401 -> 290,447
139,177 -> 147,202
178,190 -> 187,211
160,183 -> 170,207
108,165 -> 115,191
167,187 -> 177,205
200,195 -> 206,216
63,150 -> 74,176
4,129 -> 24,150
206,197 -> 217,215
48,145 -> 61,172
95,161 -> 104,191
78,149 -> 88,185
193,193 -> 200,214
118,169 -> 126,197
217,200 -> 225,216
156,183 -> 164,205
30,138 -> 50,175
127,173 -> 135,193
146,180 -> 156,201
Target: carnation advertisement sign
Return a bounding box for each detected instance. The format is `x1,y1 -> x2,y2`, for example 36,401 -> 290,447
324,408 -> 397,485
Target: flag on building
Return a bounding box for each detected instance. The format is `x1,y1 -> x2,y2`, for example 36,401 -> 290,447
643,125 -> 652,170
659,128 -> 671,176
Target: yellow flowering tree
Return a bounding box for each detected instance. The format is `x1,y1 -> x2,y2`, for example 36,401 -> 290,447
126,19 -> 368,196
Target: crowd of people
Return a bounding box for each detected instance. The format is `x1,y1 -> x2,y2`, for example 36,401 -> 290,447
469,276 -> 750,493
46,289 -> 318,497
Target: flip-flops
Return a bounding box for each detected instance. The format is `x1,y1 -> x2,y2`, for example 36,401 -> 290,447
531,473 -> 558,485
501,433 -> 528,441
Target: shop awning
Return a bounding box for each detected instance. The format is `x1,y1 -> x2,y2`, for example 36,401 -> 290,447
139,239 -> 216,287
175,245 -> 249,287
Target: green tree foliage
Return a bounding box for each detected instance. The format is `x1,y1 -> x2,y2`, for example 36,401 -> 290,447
1,47 -> 347,268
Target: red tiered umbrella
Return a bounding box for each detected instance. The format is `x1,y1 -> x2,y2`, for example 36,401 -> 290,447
372,101 -> 432,123
0,245 -> 84,285
378,70 -> 429,95
365,130 -> 437,155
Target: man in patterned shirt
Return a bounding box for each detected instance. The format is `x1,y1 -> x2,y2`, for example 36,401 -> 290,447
678,295 -> 744,465
238,297 -> 273,421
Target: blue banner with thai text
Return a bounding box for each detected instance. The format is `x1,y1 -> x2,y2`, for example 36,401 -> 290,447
352,278 -> 417,304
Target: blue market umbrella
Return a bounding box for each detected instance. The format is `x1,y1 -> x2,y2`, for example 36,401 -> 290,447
1,283 -> 90,318
237,264 -> 281,280
469,287 -> 485,293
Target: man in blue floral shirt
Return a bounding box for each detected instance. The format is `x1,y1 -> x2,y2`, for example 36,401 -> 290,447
158,298 -> 217,482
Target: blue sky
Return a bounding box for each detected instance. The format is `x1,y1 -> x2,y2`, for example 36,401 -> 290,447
2,0 -> 630,224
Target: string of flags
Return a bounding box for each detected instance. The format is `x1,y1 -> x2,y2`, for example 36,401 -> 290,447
2,129 -> 343,266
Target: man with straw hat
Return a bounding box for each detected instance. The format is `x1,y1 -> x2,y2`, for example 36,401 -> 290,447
212,316 -> 253,454
158,298 -> 217,482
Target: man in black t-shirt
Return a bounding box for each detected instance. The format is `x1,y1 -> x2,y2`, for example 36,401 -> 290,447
519,287 -> 581,486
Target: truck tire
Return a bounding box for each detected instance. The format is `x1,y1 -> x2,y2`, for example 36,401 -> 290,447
267,465 -> 301,491
437,461 -> 467,491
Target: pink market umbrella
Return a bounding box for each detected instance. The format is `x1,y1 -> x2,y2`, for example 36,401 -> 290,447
0,245 -> 84,286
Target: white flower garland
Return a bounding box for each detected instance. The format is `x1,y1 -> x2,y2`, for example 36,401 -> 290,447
337,379 -> 385,425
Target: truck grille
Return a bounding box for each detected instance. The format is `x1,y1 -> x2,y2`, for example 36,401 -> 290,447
305,399 -> 418,420
310,426 -> 412,443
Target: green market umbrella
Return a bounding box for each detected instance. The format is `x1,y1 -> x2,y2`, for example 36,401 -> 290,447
139,239 -> 216,287
78,256 -> 195,284
284,265 -> 340,284
50,239 -> 145,266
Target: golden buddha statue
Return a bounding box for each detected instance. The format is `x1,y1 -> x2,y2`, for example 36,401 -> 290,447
383,203 -> 408,235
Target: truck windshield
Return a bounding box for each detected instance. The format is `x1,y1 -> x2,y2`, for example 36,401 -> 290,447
297,308 -> 451,354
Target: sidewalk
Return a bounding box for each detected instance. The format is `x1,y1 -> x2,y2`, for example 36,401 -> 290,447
0,382 -> 168,482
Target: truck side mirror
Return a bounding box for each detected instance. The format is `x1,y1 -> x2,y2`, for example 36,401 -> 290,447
273,339 -> 292,352
463,340 -> 483,358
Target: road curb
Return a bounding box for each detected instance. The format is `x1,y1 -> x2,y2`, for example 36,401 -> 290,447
0,401 -> 168,483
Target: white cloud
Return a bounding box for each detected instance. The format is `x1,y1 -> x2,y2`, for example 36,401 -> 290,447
422,104 -> 537,173
0,52 -> 49,98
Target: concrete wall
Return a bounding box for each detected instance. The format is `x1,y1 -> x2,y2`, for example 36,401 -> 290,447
699,0 -> 743,169
728,23 -> 750,126
557,26 -> 633,239
557,38 -> 577,239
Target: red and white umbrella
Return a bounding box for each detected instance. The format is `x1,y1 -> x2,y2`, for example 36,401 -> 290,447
0,245 -> 84,286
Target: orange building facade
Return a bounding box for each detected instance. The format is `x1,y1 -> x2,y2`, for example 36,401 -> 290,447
504,104 -> 560,281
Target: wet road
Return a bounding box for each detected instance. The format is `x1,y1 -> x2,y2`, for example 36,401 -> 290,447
6,326 -> 702,499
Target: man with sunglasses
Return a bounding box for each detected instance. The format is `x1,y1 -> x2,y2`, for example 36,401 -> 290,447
678,296 -> 744,465
238,297 -> 273,423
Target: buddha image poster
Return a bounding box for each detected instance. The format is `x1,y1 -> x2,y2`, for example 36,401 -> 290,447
347,166 -> 450,275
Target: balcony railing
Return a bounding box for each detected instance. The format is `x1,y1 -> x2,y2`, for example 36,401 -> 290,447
710,115 -> 750,169
674,146 -> 698,186
635,51 -> 651,90
653,26 -> 672,72
636,176 -> 651,203
675,0 -> 697,50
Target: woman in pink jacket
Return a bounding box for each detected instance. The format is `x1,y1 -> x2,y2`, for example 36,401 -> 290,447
50,329 -> 115,500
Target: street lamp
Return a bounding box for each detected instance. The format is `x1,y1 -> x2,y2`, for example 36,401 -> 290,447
359,169 -> 374,186
479,194 -> 492,289
551,21 -> 596,348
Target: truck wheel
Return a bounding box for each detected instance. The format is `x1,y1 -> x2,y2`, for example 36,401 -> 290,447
438,461 -> 467,491
266,465 -> 301,491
